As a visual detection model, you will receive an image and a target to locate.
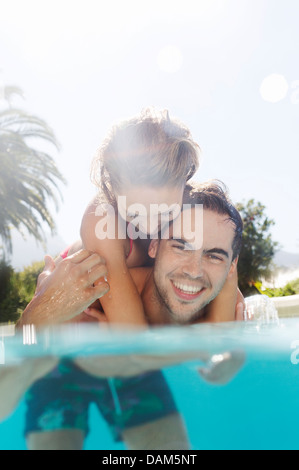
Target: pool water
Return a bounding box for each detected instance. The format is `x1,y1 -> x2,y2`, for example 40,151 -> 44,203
1,316 -> 299,450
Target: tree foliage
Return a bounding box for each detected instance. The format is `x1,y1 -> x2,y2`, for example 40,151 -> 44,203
0,259 -> 44,323
236,199 -> 279,296
0,85 -> 66,254
259,278 -> 299,298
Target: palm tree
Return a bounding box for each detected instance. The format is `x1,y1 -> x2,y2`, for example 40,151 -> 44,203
0,86 -> 66,254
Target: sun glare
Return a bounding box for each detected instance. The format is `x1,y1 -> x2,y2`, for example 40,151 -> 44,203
157,46 -> 183,74
260,74 -> 289,104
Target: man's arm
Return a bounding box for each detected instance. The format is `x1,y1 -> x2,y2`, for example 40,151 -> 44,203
17,250 -> 110,328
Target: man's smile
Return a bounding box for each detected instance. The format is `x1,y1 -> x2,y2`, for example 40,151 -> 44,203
171,279 -> 207,301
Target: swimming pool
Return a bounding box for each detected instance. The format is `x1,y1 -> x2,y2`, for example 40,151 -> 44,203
1,298 -> 299,450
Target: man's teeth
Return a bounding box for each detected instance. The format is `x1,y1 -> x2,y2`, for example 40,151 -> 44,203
173,281 -> 203,294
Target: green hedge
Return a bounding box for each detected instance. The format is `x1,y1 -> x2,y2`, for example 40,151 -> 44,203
259,278 -> 299,298
0,259 -> 44,323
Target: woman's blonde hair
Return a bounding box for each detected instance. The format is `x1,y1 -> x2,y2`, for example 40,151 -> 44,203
91,108 -> 200,205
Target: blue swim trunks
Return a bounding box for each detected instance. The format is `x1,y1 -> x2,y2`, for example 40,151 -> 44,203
24,359 -> 178,441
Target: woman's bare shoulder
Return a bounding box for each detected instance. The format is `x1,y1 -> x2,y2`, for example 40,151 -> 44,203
80,197 -> 127,257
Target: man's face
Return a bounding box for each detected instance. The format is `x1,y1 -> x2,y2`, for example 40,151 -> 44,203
149,208 -> 238,324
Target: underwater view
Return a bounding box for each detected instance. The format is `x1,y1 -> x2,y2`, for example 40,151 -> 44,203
1,298 -> 299,451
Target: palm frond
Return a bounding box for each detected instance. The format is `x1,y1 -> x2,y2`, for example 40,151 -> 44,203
0,86 -> 66,254
1,86 -> 24,106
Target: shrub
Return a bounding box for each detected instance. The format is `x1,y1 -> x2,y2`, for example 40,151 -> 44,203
0,259 -> 44,323
259,278 -> 299,298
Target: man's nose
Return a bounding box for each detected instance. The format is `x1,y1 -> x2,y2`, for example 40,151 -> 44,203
182,253 -> 204,279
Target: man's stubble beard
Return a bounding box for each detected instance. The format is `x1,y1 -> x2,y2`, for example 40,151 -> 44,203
153,274 -> 210,325
152,268 -> 228,325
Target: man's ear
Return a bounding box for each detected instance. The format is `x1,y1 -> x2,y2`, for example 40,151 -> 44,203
148,239 -> 159,259
227,256 -> 238,279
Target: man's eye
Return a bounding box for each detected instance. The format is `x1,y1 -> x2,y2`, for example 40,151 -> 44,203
208,254 -> 223,262
172,243 -> 186,251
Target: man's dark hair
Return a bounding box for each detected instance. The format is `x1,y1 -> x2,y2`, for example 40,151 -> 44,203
182,180 -> 243,260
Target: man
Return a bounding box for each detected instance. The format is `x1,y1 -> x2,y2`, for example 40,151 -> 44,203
11,181 -> 244,450
19,181 -> 244,329
132,180 -> 243,326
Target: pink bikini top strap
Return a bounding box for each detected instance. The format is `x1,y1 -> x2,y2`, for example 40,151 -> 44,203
127,222 -> 134,259
60,246 -> 70,259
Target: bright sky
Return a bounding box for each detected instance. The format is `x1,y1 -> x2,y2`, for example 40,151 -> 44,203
1,0 -> 299,265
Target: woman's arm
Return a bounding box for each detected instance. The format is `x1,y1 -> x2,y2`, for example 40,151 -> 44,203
100,254 -> 147,327
81,207 -> 148,328
17,250 -> 109,328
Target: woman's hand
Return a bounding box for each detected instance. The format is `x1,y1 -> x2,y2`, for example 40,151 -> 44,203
203,267 -> 245,323
18,250 -> 110,327
235,288 -> 246,321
